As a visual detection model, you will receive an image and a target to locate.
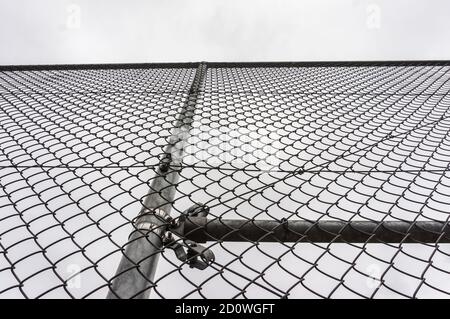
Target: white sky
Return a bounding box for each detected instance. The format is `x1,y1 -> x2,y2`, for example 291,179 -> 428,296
1,0 -> 450,64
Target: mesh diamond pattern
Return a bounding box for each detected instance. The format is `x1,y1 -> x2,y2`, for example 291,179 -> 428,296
1,63 -> 450,299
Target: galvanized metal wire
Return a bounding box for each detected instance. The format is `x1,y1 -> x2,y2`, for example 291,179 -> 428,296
1,62 -> 450,298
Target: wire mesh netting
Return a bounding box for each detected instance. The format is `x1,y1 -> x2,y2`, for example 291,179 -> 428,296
1,62 -> 450,299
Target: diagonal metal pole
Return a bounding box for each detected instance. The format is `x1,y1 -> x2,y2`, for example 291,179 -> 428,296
107,62 -> 207,299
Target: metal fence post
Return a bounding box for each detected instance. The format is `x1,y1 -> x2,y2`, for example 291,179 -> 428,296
107,62 -> 207,299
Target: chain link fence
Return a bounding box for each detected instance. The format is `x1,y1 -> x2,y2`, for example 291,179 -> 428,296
1,62 -> 450,299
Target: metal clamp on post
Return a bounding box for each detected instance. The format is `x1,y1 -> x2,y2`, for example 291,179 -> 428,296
131,208 -> 172,239
164,236 -> 215,270
163,203 -> 215,270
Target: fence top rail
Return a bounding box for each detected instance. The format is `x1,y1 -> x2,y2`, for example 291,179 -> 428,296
2,60 -> 450,71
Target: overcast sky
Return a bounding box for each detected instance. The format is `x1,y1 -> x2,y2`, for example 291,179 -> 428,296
1,0 -> 450,65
